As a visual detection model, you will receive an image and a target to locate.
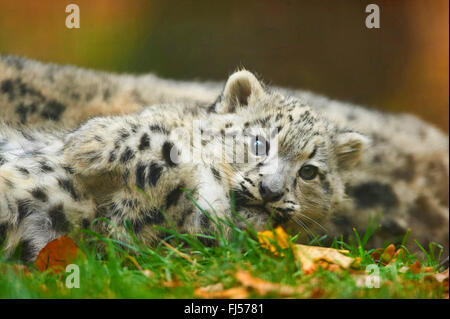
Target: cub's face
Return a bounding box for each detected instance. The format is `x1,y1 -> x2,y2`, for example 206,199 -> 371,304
209,70 -> 369,234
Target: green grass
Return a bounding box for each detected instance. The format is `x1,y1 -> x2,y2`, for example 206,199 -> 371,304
0,196 -> 447,299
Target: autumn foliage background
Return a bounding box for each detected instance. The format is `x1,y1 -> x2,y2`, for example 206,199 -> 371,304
0,0 -> 448,132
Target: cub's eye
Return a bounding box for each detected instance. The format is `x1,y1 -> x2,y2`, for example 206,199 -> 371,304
298,165 -> 318,180
250,135 -> 269,156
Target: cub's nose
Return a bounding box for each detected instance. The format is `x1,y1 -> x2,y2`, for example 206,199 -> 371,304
258,182 -> 283,202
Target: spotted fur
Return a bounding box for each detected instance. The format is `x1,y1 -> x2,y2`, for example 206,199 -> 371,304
1,56 -> 448,258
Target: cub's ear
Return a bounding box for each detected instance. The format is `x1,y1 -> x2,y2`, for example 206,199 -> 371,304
215,70 -> 266,113
334,131 -> 370,170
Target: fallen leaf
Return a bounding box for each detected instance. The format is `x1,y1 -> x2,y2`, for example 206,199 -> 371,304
235,269 -> 305,297
433,268 -> 449,284
381,244 -> 396,264
409,260 -> 422,274
194,283 -> 249,299
294,244 -> 355,274
370,249 -> 382,262
35,236 -> 80,273
258,226 -> 358,274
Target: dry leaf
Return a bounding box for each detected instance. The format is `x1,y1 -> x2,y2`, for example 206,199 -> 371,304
370,249 -> 382,262
294,244 -> 355,274
409,260 -> 422,274
257,226 -> 357,274
257,226 -> 290,256
35,236 -> 80,273
194,284 -> 249,299
433,268 -> 449,284
235,269 -> 304,297
381,244 -> 396,264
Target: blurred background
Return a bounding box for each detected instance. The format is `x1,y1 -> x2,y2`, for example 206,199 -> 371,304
0,0 -> 448,131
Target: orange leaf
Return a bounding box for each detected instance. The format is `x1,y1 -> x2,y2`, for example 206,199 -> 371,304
294,244 -> 355,274
409,260 -> 422,274
35,236 -> 80,273
194,284 -> 249,299
381,244 -> 396,264
235,269 -> 304,296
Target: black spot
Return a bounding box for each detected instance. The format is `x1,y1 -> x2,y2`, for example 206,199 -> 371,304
71,92 -> 81,100
318,173 -> 331,194
347,182 -> 398,209
19,240 -> 35,262
273,208 -> 292,225
149,124 -> 169,135
57,178 -> 80,201
0,155 -> 6,166
0,223 -> 7,245
130,123 -> 139,133
120,147 -> 135,163
211,167 -> 221,182
40,100 -> 66,121
119,129 -> 130,140
40,162 -> 54,172
207,103 -> 216,113
28,103 -> 37,114
200,213 -> 211,228
148,163 -> 163,187
138,133 -> 150,150
108,150 -> 117,162
177,209 -> 193,227
1,79 -> 14,101
15,103 -> 28,124
63,166 -> 74,174
17,167 -> 29,175
166,185 -> 184,209
243,177 -> 255,187
162,141 -> 177,167
392,155 -> 415,182
135,163 -> 147,190
31,188 -> 48,202
103,88 -> 111,101
17,199 -> 32,224
372,155 -> 382,164
132,208 -> 164,233
239,182 -> 257,200
48,204 -> 71,233
229,189 -> 249,208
